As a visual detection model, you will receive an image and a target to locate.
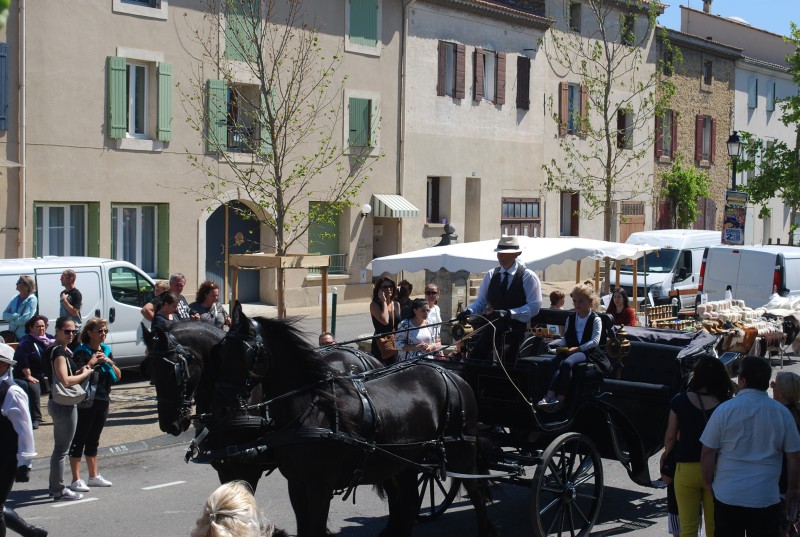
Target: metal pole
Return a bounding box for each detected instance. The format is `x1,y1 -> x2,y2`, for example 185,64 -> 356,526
731,158 -> 738,191
331,286 -> 338,337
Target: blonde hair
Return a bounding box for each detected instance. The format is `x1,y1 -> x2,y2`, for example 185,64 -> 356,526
570,282 -> 600,311
191,481 -> 274,537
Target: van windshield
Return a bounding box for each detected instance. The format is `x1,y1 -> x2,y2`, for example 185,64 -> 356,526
620,249 -> 680,274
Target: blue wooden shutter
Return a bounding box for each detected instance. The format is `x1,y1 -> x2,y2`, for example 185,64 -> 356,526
0,43 -> 8,131
157,62 -> 173,142
157,204 -> 170,278
349,0 -> 377,47
207,80 -> 227,153
348,97 -> 370,147
87,202 -> 100,258
107,56 -> 127,139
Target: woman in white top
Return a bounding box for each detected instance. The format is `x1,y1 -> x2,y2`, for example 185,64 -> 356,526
423,284 -> 442,344
537,283 -> 601,412
397,299 -> 441,361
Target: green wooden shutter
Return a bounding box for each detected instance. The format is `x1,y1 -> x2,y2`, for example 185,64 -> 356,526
260,89 -> 272,156
207,80 -> 227,153
87,202 -> 100,257
107,56 -> 127,139
349,0 -> 377,47
348,97 -> 370,147
157,204 -> 170,278
0,43 -> 9,131
225,0 -> 258,62
157,62 -> 173,142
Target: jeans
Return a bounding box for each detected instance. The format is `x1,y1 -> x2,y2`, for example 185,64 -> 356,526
714,497 -> 780,537
48,398 -> 77,493
548,351 -> 588,396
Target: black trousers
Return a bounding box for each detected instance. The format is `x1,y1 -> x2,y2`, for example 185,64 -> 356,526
714,497 -> 781,537
0,453 -> 17,537
468,325 -> 525,362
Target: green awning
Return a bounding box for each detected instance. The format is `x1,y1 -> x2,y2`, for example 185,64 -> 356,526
371,194 -> 420,218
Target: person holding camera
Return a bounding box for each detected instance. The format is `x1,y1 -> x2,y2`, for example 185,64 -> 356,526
456,236 -> 541,362
0,342 -> 47,537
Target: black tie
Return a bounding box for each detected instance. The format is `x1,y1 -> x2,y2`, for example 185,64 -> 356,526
501,271 -> 509,292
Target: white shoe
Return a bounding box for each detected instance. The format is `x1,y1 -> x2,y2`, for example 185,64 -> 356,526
54,487 -> 83,501
88,475 -> 112,487
70,479 -> 89,492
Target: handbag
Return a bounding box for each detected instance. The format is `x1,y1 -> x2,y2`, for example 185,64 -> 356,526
660,448 -> 677,482
77,370 -> 100,409
376,307 -> 399,360
51,356 -> 87,406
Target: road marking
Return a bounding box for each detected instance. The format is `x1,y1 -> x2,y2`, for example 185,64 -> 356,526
52,497 -> 99,507
142,481 -> 186,490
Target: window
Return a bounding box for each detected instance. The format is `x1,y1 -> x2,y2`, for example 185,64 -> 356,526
569,2 -> 581,32
616,108 -> 632,149
767,80 -> 776,112
748,77 -> 758,109
655,109 -> 677,159
346,0 -> 381,55
694,114 -> 716,163
107,54 -> 172,146
560,192 -> 579,236
473,49 -> 506,105
34,203 -> 99,257
517,56 -> 531,110
108,266 -> 154,308
702,61 -> 713,86
307,202 -> 345,274
662,47 -> 674,76
111,204 -> 169,277
225,0 -> 259,62
112,0 -> 168,20
501,198 -> 540,237
559,82 -> 586,136
206,80 -> 270,155
437,41 -> 465,99
427,177 -> 440,224
621,14 -> 635,46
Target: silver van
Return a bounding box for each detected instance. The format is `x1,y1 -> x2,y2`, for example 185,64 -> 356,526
698,245 -> 800,308
0,257 -> 155,368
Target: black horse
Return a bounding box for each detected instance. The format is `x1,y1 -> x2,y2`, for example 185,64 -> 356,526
212,311 -> 496,537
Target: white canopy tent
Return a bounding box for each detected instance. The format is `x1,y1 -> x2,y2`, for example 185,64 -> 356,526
368,236 -> 657,275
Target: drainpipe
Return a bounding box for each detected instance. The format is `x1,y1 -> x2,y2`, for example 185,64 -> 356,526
398,0 -> 415,255
17,0 -> 26,257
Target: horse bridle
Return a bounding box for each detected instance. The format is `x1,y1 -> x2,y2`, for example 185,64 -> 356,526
150,331 -> 198,419
223,318 -> 267,374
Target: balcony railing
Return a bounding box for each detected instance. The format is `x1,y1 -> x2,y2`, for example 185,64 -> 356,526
308,253 -> 348,275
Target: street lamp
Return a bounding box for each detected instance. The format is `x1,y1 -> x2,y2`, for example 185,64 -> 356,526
727,131 -> 742,191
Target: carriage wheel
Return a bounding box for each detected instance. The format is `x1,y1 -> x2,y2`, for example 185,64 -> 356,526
531,432 -> 603,537
417,471 -> 461,520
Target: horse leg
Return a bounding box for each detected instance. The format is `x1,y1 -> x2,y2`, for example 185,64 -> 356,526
212,462 -> 262,492
288,479 -> 334,537
448,441 -> 498,537
461,478 -> 498,537
378,469 -> 418,537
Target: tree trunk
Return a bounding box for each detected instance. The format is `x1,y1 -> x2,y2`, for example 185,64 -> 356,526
278,267 -> 286,319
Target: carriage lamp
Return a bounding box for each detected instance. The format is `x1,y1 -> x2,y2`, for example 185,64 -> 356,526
726,131 -> 742,191
360,203 -> 372,218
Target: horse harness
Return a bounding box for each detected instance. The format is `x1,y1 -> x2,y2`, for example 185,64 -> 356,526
150,331 -> 197,415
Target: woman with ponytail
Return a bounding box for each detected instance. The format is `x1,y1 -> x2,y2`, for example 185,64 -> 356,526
191,481 -> 278,537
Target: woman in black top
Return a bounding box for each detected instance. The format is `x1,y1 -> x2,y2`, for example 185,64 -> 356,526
13,315 -> 54,428
370,277 -> 400,365
662,355 -> 735,537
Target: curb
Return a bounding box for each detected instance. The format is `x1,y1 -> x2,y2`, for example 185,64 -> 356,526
33,429 -> 195,464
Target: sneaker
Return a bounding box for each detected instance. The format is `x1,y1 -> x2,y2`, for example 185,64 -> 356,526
54,487 -> 83,501
536,396 -> 563,413
88,475 -> 112,487
70,479 -> 90,492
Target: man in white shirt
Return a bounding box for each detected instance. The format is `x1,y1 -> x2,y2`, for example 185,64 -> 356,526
0,342 -> 46,536
701,355 -> 800,536
457,236 -> 541,361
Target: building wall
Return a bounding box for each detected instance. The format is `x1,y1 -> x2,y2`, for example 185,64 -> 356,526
655,32 -> 737,231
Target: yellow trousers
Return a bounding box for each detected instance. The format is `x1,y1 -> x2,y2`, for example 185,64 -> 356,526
674,461 -> 714,537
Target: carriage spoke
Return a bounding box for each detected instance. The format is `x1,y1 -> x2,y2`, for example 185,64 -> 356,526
539,495 -> 561,516
546,502 -> 565,536
570,499 -> 592,525
567,502 -> 577,537
546,460 -> 566,487
573,470 -> 597,487
572,455 -> 594,481
434,477 -> 449,496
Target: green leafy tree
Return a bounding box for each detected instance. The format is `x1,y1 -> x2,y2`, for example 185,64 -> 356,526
181,0 -> 380,313
659,154 -> 711,228
738,23 -> 800,243
542,0 -> 675,290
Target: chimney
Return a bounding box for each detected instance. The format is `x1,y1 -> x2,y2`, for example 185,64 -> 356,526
703,0 -> 712,13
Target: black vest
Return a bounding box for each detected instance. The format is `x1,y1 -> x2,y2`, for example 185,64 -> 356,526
0,380 -> 18,460
487,267 -> 526,332
564,311 -> 597,348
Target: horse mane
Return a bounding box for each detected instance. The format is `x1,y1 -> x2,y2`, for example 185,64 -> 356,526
252,316 -> 338,381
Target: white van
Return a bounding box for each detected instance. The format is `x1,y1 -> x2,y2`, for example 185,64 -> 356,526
618,229 -> 721,308
0,257 -> 155,368
698,245 -> 800,308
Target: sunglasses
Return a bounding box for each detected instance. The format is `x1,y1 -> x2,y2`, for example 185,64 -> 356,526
381,285 -> 394,290
61,329 -> 79,335
94,329 -> 109,334
425,291 -> 438,296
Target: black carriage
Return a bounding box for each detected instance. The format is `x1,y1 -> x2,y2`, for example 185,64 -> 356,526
418,307 -> 718,536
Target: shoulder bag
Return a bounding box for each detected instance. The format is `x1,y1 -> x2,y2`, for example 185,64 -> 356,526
376,306 -> 399,361
77,369 -> 101,409
51,353 -> 88,406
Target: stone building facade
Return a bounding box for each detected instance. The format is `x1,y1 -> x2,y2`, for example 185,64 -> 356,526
654,29 -> 742,230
